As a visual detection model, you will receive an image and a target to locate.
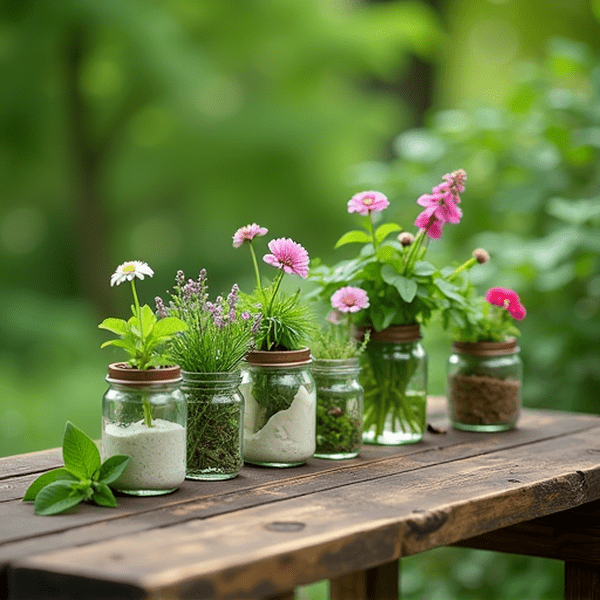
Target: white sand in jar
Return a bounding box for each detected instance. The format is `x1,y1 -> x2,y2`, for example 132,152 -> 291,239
243,387 -> 316,464
102,419 -> 186,492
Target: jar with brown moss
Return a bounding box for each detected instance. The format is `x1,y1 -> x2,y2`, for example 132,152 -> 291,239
447,339 -> 522,432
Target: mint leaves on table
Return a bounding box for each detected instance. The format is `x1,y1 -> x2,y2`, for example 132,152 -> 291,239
23,421 -> 130,516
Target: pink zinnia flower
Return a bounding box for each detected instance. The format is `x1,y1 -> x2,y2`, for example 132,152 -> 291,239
347,191 -> 389,216
330,286 -> 370,314
485,287 -> 520,307
263,238 -> 310,278
485,287 -> 526,321
232,223 -> 268,248
414,169 -> 466,239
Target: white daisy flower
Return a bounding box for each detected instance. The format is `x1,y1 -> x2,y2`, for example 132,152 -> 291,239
110,261 -> 154,287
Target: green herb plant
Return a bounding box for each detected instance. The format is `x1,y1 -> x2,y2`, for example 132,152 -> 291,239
23,422 -> 130,516
157,269 -> 259,478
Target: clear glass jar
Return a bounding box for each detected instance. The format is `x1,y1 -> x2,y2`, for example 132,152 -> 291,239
360,325 -> 427,445
447,339 -> 522,432
241,348 -> 316,467
101,363 -> 186,496
311,358 -> 363,460
181,371 -> 244,480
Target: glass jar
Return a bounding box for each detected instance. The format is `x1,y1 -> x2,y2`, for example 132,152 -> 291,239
101,363 -> 187,496
360,325 -> 427,445
241,348 -> 316,467
181,371 -> 244,480
447,339 -> 522,432
311,358 -> 363,460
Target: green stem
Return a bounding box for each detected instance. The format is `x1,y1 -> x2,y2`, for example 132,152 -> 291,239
264,270 -> 285,350
142,393 -> 153,428
248,243 -> 264,296
367,213 -> 378,252
447,257 -> 476,282
402,229 -> 426,275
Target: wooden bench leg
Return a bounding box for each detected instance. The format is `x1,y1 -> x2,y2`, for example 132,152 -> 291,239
565,562 -> 600,600
330,559 -> 399,600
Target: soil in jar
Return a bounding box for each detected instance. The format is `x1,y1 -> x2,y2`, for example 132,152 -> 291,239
449,373 -> 520,425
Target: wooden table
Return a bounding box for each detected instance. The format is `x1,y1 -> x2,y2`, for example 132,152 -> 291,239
3,398 -> 600,600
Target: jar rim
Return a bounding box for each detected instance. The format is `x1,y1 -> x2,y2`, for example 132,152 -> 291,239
106,363 -> 182,385
452,338 -> 519,356
357,324 -> 421,343
245,347 -> 311,367
311,357 -> 360,368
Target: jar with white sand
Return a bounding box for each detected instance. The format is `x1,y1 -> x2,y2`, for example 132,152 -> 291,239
101,363 -> 187,496
241,348 -> 316,467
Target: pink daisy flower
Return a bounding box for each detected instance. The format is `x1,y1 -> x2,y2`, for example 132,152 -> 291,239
330,286 -> 370,314
414,169 -> 466,239
232,223 -> 268,248
263,238 -> 310,279
347,191 -> 389,216
508,302 -> 527,321
485,287 -> 520,307
485,287 -> 526,321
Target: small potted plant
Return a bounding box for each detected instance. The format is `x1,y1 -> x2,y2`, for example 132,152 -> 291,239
156,269 -> 260,480
98,260 -> 188,496
310,170 -> 472,445
310,287 -> 370,460
445,285 -> 526,432
233,224 -> 316,467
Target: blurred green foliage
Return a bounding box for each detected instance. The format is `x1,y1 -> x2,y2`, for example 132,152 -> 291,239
2,1 -> 600,598
353,36 -> 600,414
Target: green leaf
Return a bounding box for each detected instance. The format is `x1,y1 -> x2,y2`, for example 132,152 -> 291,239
98,318 -> 128,335
434,278 -> 465,303
334,230 -> 372,248
140,304 -> 157,338
375,222 -> 402,244
34,481 -> 86,516
92,482 -> 118,508
62,422 -> 101,480
152,316 -> 187,338
412,261 -> 437,276
97,455 -> 131,484
381,265 -> 418,302
100,338 -> 136,350
23,468 -> 79,502
370,306 -> 397,332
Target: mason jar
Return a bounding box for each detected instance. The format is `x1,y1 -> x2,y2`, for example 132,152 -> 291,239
360,325 -> 427,445
311,358 -> 363,459
447,339 -> 522,432
241,348 -> 316,467
101,363 -> 187,496
181,371 -> 244,480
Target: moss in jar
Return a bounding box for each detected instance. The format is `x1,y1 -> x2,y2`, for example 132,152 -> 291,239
186,392 -> 242,477
316,398 -> 362,455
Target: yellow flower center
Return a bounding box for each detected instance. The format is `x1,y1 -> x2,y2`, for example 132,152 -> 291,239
123,264 -> 136,273
362,196 -> 374,206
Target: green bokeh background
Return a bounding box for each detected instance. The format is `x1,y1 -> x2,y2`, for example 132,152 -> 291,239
2,1 -> 600,598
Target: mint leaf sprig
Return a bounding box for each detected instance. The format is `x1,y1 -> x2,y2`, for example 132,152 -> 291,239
23,422 -> 130,516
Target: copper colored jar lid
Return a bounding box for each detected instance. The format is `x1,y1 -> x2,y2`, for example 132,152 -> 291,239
452,338 -> 519,357
106,363 -> 182,384
245,348 -> 311,366
357,324 -> 422,343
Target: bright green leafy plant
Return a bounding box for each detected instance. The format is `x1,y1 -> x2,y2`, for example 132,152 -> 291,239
23,422 -> 130,516
99,261 -> 187,370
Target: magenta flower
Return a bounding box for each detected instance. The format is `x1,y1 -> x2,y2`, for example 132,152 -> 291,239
263,238 -> 310,279
347,191 -> 389,216
330,286 -> 370,314
414,169 -> 466,239
485,287 -> 520,307
485,287 -> 526,321
232,223 -> 268,248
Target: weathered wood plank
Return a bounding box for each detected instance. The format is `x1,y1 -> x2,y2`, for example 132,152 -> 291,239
454,498 -> 600,565
10,427 -> 600,600
330,560 -> 399,600
2,406 -> 597,569
565,562 -> 600,600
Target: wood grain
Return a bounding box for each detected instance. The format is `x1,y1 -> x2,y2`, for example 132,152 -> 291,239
9,425 -> 600,599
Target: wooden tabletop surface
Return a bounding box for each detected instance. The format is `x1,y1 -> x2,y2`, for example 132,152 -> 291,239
2,397 -> 600,599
